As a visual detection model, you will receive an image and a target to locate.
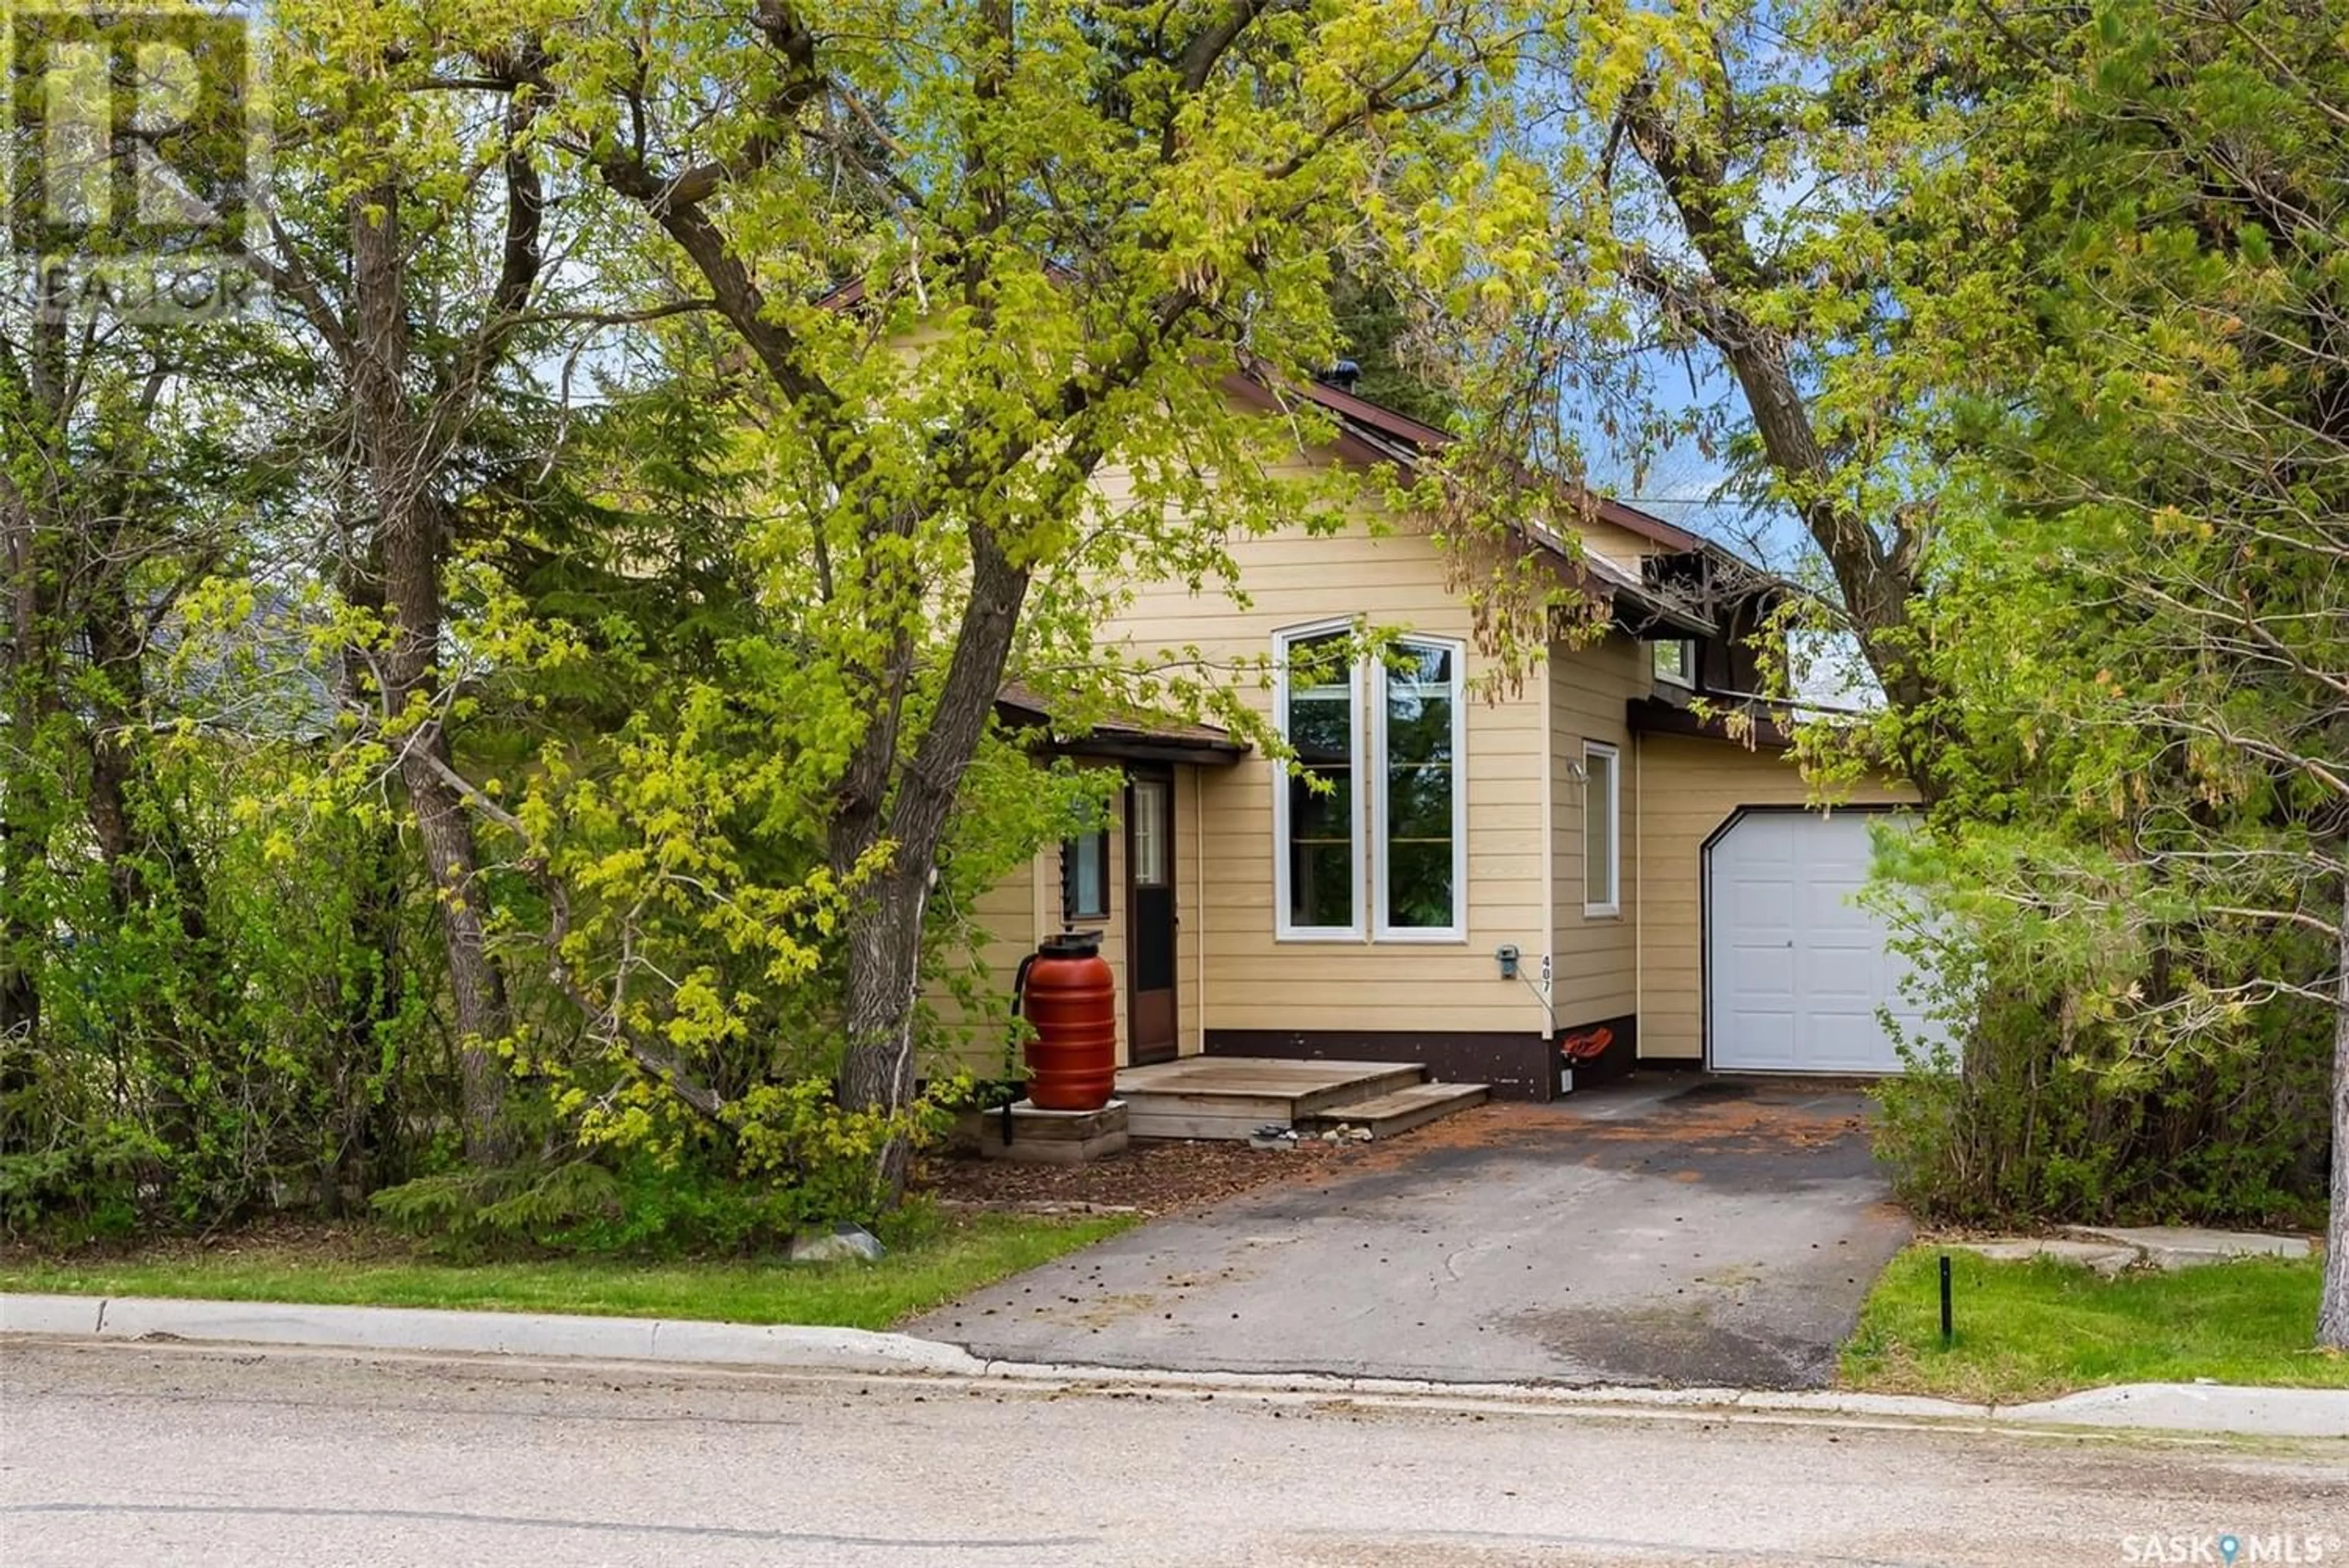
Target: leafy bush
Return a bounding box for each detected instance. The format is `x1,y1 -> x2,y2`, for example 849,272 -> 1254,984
0,737 -> 438,1237
1870,829 -> 2332,1228
369,1072 -> 972,1256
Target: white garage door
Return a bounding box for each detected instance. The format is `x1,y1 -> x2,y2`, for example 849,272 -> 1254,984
1706,811 -> 1931,1074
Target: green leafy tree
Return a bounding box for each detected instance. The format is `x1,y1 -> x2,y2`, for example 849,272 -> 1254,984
1807,0 -> 2348,1342
464,0 -> 1526,1192
1425,0 -> 1991,776
236,0 -> 611,1162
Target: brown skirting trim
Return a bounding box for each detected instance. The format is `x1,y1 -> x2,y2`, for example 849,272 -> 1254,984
1205,1028 -> 1560,1103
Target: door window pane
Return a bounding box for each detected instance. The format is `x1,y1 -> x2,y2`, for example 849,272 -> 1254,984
1130,778 -> 1168,888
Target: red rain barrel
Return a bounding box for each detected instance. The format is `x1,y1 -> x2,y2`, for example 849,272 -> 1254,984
1017,931 -> 1118,1111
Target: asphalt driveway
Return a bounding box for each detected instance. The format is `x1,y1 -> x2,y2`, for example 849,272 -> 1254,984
910,1076 -> 1910,1389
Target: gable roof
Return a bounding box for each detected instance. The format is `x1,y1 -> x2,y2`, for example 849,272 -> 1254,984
814,269 -> 1758,638
1283,375 -> 1710,556
1226,365 -> 1761,639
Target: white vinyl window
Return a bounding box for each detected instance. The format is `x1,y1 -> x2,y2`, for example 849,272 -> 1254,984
1273,624 -> 1364,938
1061,828 -> 1110,923
1653,639 -> 1695,688
1373,637 -> 1466,940
1583,741 -> 1620,917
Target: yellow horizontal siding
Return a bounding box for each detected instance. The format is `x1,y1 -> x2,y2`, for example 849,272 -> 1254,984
1108,516 -> 1549,1038
922,852 -> 1044,1076
920,369 -> 1849,1067
921,762 -> 1210,1071
1549,631 -> 1649,1025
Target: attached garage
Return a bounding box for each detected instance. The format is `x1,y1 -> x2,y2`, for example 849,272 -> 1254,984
1704,809 -> 1932,1074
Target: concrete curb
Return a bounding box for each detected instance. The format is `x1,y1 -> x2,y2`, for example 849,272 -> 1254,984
1,1293 -> 985,1377
968,1360 -> 1989,1424
6,1293 -> 2344,1438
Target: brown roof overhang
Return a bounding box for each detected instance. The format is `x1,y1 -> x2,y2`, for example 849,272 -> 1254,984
996,683 -> 1250,767
1626,694 -> 1796,751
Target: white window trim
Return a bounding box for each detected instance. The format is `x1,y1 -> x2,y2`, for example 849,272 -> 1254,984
1653,639 -> 1696,688
1371,634 -> 1469,943
1272,620 -> 1367,942
1583,739 -> 1622,918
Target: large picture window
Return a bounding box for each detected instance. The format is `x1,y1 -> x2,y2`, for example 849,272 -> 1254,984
1374,639 -> 1465,939
1273,625 -> 1468,942
1275,626 -> 1361,937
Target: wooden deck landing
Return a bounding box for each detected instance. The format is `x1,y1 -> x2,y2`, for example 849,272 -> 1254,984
1114,1057 -> 1476,1140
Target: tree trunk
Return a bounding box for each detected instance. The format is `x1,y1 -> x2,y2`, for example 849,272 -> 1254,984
350,180 -> 513,1165
403,730 -> 511,1162
837,870 -> 931,1195
329,563 -> 410,1206
2318,870 -> 2349,1350
833,529 -> 1032,1200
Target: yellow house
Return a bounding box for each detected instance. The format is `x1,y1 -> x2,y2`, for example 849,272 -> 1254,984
937,374 -> 1918,1104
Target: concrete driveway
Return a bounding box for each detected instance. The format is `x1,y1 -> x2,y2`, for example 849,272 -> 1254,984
910,1076 -> 1910,1389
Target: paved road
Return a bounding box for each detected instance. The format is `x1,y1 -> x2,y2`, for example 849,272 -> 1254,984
915,1078 -> 1910,1386
4,1342 -> 2343,1567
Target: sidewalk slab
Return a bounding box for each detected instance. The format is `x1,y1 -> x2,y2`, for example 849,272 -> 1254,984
94,1296 -> 662,1361
2003,1382 -> 2349,1438
2063,1225 -> 2313,1269
1734,1388 -> 1998,1422
1945,1238 -> 2137,1276
649,1318 -> 984,1375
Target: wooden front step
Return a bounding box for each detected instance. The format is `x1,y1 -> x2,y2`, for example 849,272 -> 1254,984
1301,1081 -> 1490,1140
1116,1058 -> 1428,1140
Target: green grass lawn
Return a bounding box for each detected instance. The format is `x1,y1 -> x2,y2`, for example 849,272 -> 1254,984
0,1211 -> 1132,1332
1840,1243 -> 2348,1403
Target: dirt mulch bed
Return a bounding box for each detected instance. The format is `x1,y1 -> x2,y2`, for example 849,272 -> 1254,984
918,1134 -> 1369,1216
0,1216 -> 426,1268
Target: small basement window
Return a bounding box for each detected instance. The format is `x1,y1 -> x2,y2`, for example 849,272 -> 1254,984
1061,827 -> 1110,923
1584,741 -> 1620,917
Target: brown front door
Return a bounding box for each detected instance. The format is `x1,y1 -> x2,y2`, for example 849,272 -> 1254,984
1126,770 -> 1178,1065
